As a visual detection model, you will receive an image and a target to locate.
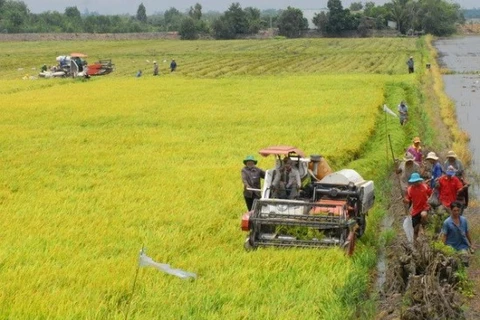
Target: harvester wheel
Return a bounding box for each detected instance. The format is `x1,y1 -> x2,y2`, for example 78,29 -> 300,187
243,237 -> 257,251
356,216 -> 366,238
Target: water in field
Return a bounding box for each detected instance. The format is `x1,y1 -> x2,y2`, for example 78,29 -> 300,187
435,36 -> 480,197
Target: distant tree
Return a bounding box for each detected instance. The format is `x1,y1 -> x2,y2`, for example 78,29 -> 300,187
386,0 -> 409,33
0,0 -> 30,33
417,0 -> 462,36
260,9 -> 280,29
179,17 -> 198,39
212,15 -> 236,39
312,11 -> 328,33
277,6 -> 308,38
363,2 -> 388,29
64,6 -> 82,32
244,7 -> 261,34
224,2 -> 248,34
65,6 -> 81,19
189,3 -> 202,20
325,0 -> 352,34
164,7 -> 183,31
350,2 -> 363,12
136,3 -> 147,23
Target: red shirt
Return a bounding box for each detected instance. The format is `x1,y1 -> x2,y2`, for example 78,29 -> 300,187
406,183 -> 432,216
437,175 -> 463,207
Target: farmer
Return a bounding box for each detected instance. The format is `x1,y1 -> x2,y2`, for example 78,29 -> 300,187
396,152 -> 420,195
241,155 -> 265,211
436,165 -> 464,214
170,59 -> 177,72
444,150 -> 469,208
153,61 -> 159,76
398,101 -> 408,126
407,56 -> 414,73
425,151 -> 443,189
406,136 -> 423,164
444,150 -> 464,178
404,172 -> 432,241
272,158 -> 301,199
441,201 -> 474,265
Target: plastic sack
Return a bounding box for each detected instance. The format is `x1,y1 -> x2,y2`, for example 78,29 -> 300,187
403,216 -> 414,243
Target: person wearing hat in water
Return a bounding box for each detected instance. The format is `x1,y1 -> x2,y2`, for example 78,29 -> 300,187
404,172 -> 432,241
407,56 -> 414,73
406,137 -> 422,164
241,155 -> 265,211
425,151 -> 443,189
396,152 -> 420,195
153,61 -> 159,76
436,165 -> 465,214
272,158 -> 301,199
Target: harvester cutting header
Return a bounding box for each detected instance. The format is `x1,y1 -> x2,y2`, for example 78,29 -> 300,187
241,146 -> 375,255
39,52 -> 114,78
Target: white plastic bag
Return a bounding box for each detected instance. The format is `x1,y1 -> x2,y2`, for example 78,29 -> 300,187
403,216 -> 414,243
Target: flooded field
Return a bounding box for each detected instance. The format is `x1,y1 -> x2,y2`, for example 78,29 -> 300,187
435,36 -> 480,195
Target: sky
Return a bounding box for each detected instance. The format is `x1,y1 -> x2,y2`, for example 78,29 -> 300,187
22,0 -> 478,15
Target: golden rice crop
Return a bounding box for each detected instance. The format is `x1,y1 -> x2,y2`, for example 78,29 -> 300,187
0,38 -> 420,319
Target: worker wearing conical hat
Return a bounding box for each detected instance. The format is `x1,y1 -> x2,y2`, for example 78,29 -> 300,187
444,150 -> 464,177
396,152 -> 420,194
406,137 -> 422,164
241,155 -> 265,211
425,151 -> 443,189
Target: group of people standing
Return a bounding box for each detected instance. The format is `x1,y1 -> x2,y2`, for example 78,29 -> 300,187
136,59 -> 177,77
396,137 -> 473,259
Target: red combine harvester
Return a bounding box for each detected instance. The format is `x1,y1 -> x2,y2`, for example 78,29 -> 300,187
39,53 -> 114,78
241,146 -> 375,255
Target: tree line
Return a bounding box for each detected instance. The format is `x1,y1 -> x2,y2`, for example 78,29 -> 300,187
0,0 -> 465,37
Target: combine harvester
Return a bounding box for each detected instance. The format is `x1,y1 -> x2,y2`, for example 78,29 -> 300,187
38,53 -> 114,78
241,146 -> 375,255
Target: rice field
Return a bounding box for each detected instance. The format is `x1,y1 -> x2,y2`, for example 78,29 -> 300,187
0,38 -> 419,319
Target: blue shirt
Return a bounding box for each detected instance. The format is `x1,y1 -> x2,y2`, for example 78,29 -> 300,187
431,162 -> 443,188
441,216 -> 470,251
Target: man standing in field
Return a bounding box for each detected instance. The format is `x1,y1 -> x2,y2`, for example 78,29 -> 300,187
407,56 -> 414,73
441,201 -> 474,266
241,155 -> 265,211
153,61 -> 159,76
170,59 -> 177,72
398,100 -> 408,126
404,173 -> 432,241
